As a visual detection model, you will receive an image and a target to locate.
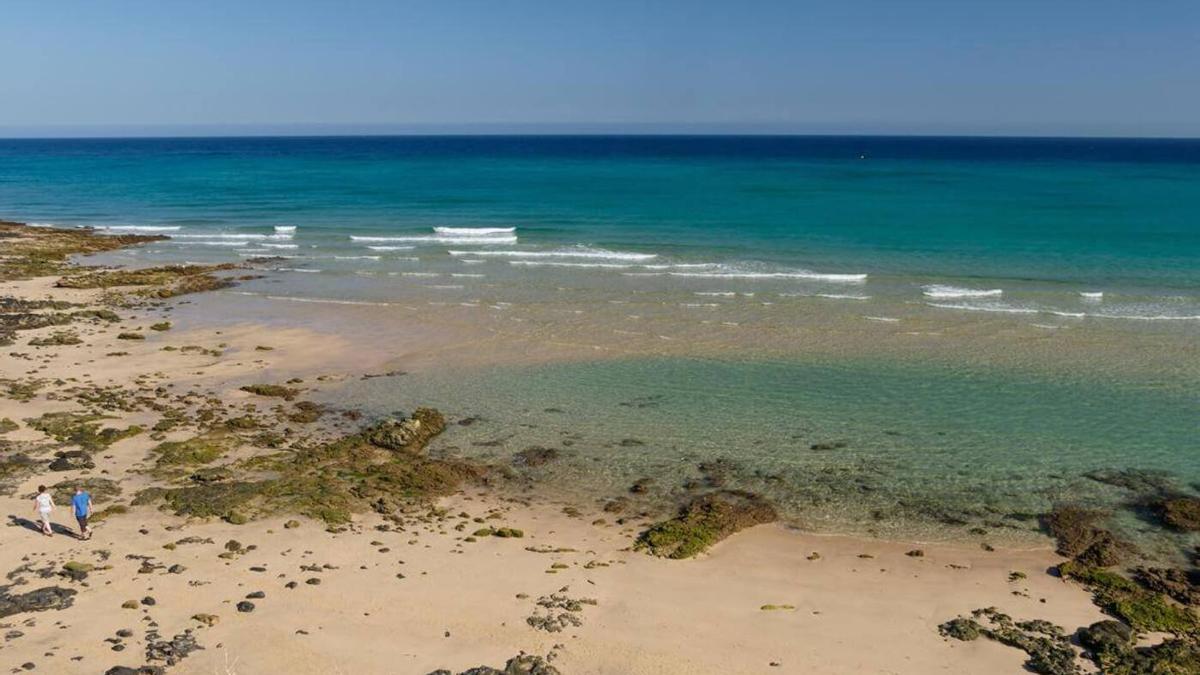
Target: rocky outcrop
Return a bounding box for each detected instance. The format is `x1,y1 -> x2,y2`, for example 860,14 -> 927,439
1040,505 -> 1135,566
635,490 -> 777,559
1157,496 -> 1200,532
366,408 -> 447,453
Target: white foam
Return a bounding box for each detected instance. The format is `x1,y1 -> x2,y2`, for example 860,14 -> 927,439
923,285 -> 1003,299
401,272 -> 441,278
449,247 -> 657,261
102,225 -> 182,232
173,240 -> 244,247
265,295 -> 391,307
278,268 -> 321,273
433,226 -> 516,235
926,302 -> 1038,314
333,255 -> 380,261
274,225 -> 297,233
1080,292 -> 1104,301
262,243 -> 298,249
450,273 -> 485,278
815,293 -> 871,300
458,259 -> 486,265
695,291 -> 736,297
427,284 -> 464,289
669,271 -> 867,283
351,234 -> 517,245
366,245 -> 416,251
172,233 -> 270,240
509,261 -> 634,269
864,316 -> 900,322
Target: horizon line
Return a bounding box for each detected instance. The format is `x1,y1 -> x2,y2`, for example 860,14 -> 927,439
1,122 -> 1198,142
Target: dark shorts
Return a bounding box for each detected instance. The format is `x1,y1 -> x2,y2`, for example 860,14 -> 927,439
76,515 -> 88,530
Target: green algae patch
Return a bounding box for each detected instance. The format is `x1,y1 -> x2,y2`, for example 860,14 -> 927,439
116,332 -> 145,340
29,331 -> 83,346
240,384 -> 299,401
26,411 -> 143,452
151,433 -> 235,468
474,527 -> 524,538
56,263 -> 239,299
636,490 -> 777,559
150,322 -> 172,331
760,604 -> 796,611
0,418 -> 17,434
939,608 -> 1077,675
51,477 -> 122,506
0,220 -> 164,282
1059,561 -> 1199,635
134,410 -> 478,525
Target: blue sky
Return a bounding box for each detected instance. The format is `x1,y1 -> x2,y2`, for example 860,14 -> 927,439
1,1 -> 1198,137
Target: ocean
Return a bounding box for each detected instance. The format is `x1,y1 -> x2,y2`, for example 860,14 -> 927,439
3,135 -> 1198,556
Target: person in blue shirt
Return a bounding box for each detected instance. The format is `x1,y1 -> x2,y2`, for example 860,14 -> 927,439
71,487 -> 93,540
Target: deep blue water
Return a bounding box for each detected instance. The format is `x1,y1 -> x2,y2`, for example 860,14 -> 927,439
2,135 -> 1199,290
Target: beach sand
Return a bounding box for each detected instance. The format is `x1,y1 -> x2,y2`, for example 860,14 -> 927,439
0,225 -> 1167,674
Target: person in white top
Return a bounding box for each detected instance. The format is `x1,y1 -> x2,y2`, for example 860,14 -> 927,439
33,485 -> 55,536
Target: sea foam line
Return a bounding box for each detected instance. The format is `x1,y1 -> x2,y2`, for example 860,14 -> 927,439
101,225 -> 182,232
449,247 -> 657,261
351,234 -> 517,245
433,226 -> 516,235
922,285 -> 1003,299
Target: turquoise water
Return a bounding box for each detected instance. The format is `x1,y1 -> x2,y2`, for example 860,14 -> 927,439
3,135 -> 1199,555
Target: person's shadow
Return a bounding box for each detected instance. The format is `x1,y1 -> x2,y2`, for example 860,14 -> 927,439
7,515 -> 75,537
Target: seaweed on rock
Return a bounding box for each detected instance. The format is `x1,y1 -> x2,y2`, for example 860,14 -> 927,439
938,608 -> 1079,675
635,490 -> 777,559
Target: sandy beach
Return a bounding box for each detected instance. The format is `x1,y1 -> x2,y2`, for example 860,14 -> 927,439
1,222 -> 1196,675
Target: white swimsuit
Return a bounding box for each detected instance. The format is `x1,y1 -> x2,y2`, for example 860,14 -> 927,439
36,493 -> 52,513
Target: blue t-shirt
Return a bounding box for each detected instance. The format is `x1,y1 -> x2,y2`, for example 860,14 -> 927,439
72,492 -> 91,517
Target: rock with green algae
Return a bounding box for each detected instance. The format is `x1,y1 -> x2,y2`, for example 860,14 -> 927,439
56,263 -> 238,299
365,408 -> 447,453
51,477 -> 121,505
149,321 -> 171,331
239,384 -> 299,401
26,411 -> 143,452
29,331 -> 83,346
134,408 -> 478,525
938,607 -> 1079,675
0,418 -> 17,434
1134,567 -> 1200,607
635,489 -> 777,559
150,433 -> 234,468
0,220 -> 164,282
1058,560 -> 1199,635
1040,504 -> 1136,566
1157,496 -> 1200,532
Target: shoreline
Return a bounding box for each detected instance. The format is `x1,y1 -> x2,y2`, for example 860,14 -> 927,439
0,222 -> 1196,673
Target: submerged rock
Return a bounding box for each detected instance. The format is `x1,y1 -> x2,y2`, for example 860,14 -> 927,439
636,490 -> 777,559
1157,496 -> 1200,532
512,446 -> 559,468
1040,505 -> 1135,566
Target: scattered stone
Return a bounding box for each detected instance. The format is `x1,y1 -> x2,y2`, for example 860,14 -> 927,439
236,601 -> 255,613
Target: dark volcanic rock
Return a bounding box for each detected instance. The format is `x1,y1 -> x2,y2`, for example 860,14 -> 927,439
1133,567 -> 1200,606
366,408 -> 447,453
236,601 -> 255,612
1077,620 -> 1133,666
49,450 -> 95,471
145,631 -> 201,666
0,586 -> 77,619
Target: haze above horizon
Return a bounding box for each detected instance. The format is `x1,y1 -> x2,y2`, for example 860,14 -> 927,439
2,1 -> 1198,139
